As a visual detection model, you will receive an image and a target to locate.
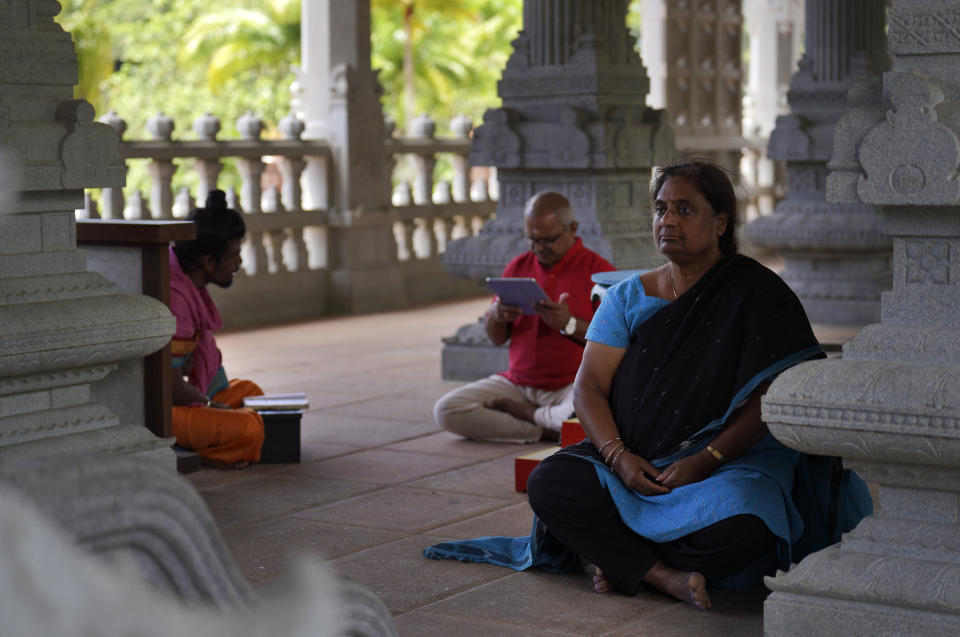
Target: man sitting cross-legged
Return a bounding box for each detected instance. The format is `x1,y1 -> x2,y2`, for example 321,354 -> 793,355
169,190 -> 264,468
434,191 -> 615,442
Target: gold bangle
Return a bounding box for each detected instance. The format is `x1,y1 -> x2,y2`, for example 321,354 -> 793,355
603,441 -> 625,465
608,446 -> 628,469
706,444 -> 726,464
597,437 -> 622,457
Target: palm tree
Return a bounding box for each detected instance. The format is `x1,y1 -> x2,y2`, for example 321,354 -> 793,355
371,0 -> 521,131
179,0 -> 301,94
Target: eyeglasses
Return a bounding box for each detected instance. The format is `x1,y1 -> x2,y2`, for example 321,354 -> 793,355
522,227 -> 569,246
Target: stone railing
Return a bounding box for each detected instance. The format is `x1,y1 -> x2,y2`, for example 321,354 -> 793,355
76,110 -> 496,327
386,113 -> 497,264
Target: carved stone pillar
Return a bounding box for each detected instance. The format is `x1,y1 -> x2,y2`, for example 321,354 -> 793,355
763,2 -> 960,633
299,0 -> 407,313
0,2 -> 175,466
745,0 -> 891,327
439,0 -> 674,380
444,0 -> 674,283
640,0 -> 744,172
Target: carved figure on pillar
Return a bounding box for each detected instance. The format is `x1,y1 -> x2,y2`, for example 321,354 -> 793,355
745,0 -> 891,327
762,1 -> 960,633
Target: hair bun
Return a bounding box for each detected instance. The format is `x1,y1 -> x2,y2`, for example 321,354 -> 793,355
205,189 -> 228,213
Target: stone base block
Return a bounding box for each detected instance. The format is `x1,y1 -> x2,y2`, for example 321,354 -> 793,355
765,591 -> 960,637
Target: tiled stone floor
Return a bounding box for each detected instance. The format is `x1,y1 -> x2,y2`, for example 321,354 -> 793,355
186,294 -> 859,636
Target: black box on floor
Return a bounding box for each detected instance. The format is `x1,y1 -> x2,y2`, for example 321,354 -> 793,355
260,410 -> 301,463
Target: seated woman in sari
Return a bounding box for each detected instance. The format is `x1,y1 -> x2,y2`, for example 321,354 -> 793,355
423,160 -> 871,610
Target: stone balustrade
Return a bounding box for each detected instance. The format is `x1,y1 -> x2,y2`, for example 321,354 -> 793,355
386,113 -> 497,263
74,109 -> 496,327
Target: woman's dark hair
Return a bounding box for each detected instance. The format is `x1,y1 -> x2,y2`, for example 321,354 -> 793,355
173,190 -> 246,272
650,160 -> 740,256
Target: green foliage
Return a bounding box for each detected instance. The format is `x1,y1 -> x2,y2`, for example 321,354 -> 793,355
55,0 -> 522,195
371,0 -> 522,134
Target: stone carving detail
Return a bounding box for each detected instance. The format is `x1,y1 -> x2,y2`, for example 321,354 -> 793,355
547,107 -> 590,168
57,99 -> 125,189
858,72 -> 960,206
888,9 -> 960,54
763,4 -> 960,634
768,115 -> 811,161
472,109 -> 522,168
905,240 -> 950,285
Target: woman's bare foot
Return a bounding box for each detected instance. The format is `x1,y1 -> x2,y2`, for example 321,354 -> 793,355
644,560 -> 711,610
593,568 -> 614,593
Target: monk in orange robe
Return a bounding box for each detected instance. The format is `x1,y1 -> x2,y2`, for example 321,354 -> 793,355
169,190 -> 264,467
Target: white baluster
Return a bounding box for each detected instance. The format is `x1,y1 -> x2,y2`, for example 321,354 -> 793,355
392,181 -> 412,207
435,216 -> 455,254
193,113 -> 223,203
97,110 -> 127,219
394,220 -> 416,262
124,190 -> 150,220
470,178 -> 489,202
146,112 -> 176,219
434,180 -> 451,204
172,186 -> 194,218
409,113 -> 436,205
449,114 -> 473,203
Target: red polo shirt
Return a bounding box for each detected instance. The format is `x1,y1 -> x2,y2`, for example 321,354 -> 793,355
498,238 -> 615,390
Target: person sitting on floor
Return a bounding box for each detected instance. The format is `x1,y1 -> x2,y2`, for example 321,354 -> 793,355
169,190 -> 264,468
424,160 -> 872,609
433,191 -> 615,443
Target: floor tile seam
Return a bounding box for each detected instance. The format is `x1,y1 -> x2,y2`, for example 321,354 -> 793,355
291,508 -> 513,536
305,412 -> 443,426
409,575 -> 657,636
406,571 -> 598,634
283,454 -> 497,484
213,500 -> 400,533
206,485 -> 387,528
392,608 -> 588,636
384,572 -> 520,617
195,471 -> 380,494
363,482 -> 517,506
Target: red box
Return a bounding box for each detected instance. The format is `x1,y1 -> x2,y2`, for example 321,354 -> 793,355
514,446 -> 560,492
560,418 -> 586,447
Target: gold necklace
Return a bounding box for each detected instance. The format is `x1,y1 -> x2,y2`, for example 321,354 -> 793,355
669,268 -> 679,299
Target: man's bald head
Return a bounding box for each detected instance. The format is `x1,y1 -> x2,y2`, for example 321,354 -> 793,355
524,191 -> 575,226
523,191 -> 579,268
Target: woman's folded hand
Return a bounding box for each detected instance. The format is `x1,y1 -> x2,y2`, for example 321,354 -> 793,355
657,451 -> 718,489
616,453 -> 671,496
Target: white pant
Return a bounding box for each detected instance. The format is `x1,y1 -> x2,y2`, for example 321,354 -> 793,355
433,374 -> 575,443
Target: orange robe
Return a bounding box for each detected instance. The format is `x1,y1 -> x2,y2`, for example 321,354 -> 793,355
172,379 -> 265,465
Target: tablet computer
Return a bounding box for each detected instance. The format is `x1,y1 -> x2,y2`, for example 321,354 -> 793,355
485,277 -> 549,314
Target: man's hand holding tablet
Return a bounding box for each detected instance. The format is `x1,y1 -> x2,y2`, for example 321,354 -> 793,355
485,277 -> 550,315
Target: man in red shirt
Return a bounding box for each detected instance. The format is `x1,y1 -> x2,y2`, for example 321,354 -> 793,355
434,191 -> 615,442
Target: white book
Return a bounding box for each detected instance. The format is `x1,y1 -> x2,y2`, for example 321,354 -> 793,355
243,392 -> 309,411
